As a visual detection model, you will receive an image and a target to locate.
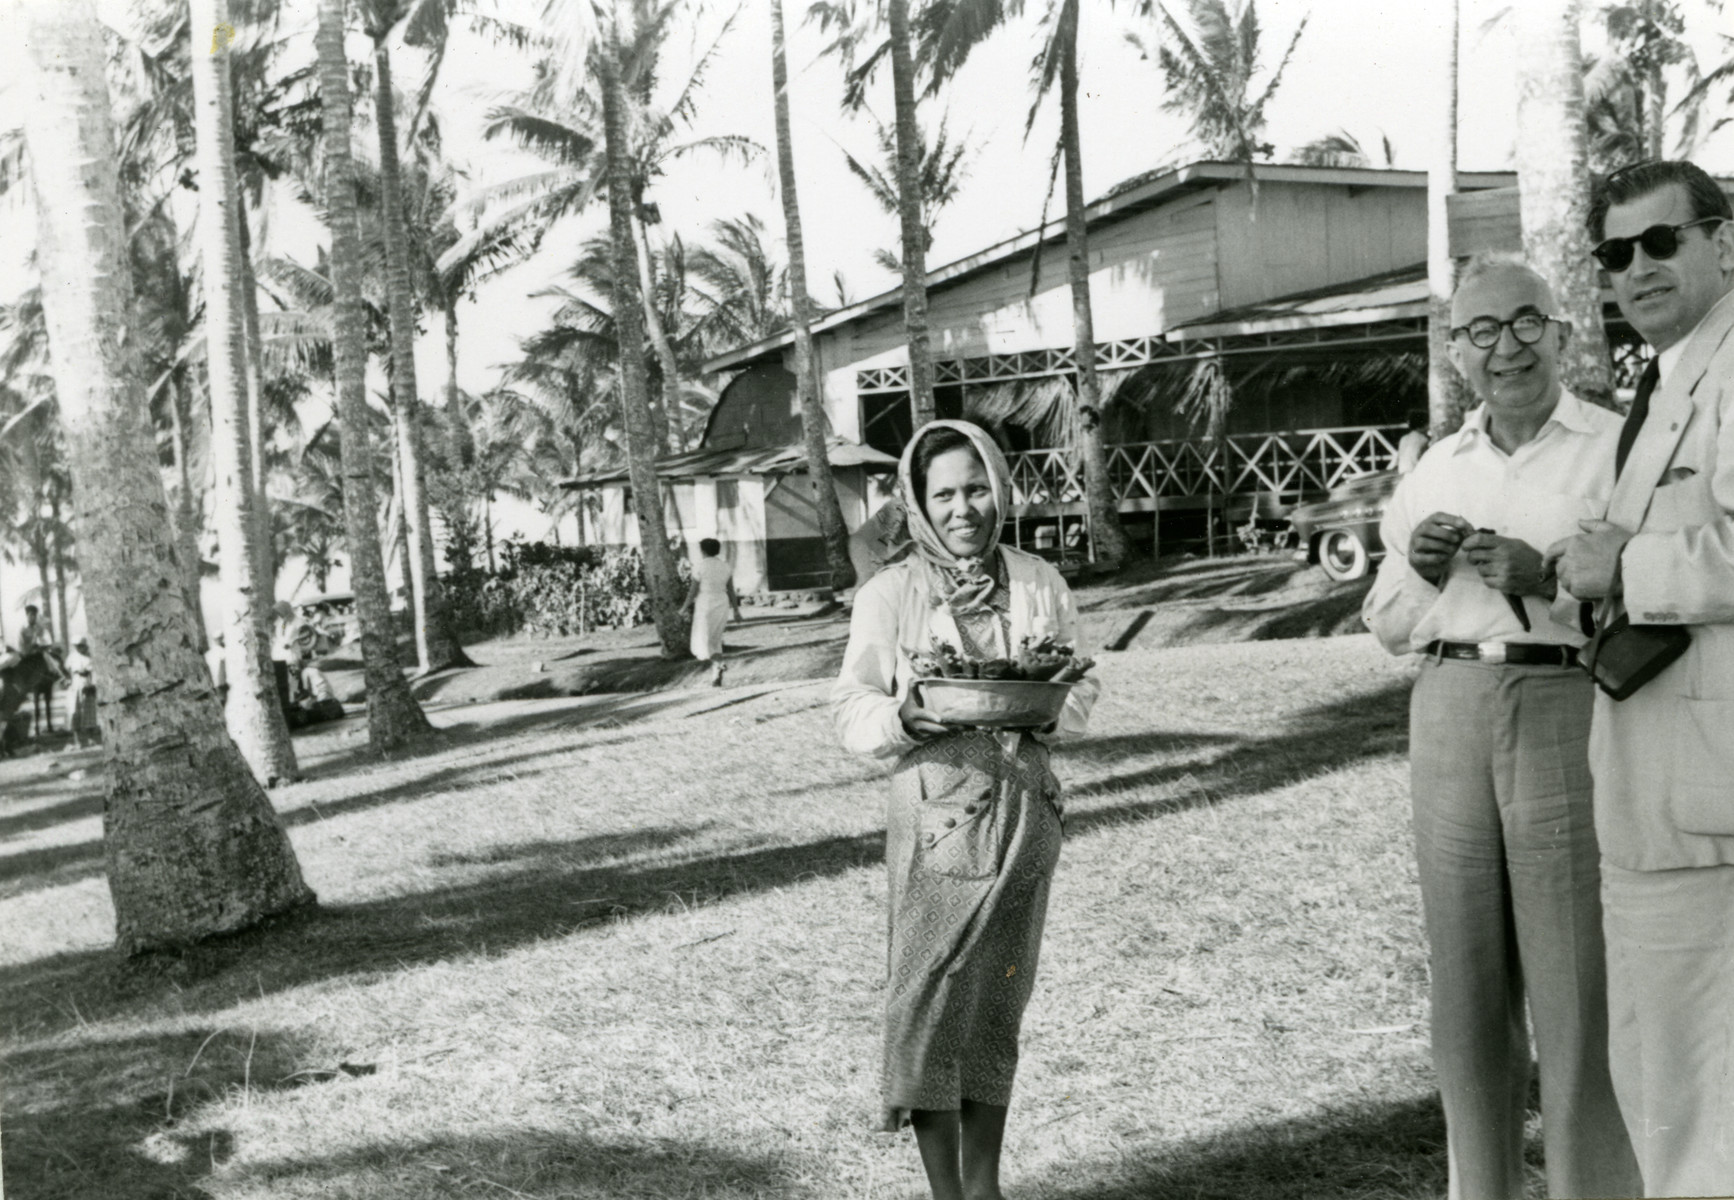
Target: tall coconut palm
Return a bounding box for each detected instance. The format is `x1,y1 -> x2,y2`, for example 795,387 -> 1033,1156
1426,0 -> 1469,436
316,0 -> 434,746
597,5 -> 689,657
771,0 -> 855,593
843,114 -> 972,274
445,2 -> 756,456
1515,0 -> 1612,409
918,0 -> 1134,561
20,0 -> 314,953
360,0 -> 473,674
1132,0 -> 1307,165
191,0 -> 301,784
811,0 -> 939,427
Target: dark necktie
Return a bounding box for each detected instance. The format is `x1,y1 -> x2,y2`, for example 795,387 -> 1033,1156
1615,358 -> 1660,479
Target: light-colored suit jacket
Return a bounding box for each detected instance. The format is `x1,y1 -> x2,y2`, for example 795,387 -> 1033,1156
1590,285 -> 1734,871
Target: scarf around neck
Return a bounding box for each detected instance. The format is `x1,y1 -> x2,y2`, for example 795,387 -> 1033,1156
897,419 -> 1013,616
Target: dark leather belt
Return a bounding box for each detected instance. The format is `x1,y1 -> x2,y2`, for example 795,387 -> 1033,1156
1425,640 -> 1580,668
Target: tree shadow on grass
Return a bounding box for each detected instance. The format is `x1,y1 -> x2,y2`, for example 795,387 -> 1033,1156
227,1131 -> 801,1199
0,679 -> 1412,1046
1033,1095 -> 1447,1200
2,1025 -> 314,1200
4,1021 -> 803,1200
0,740 -> 641,903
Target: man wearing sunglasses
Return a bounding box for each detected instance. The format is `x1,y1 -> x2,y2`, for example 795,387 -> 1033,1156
1364,255 -> 1637,1200
1552,159 -> 1734,1198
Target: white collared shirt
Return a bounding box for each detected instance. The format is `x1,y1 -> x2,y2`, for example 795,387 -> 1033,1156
1363,389 -> 1623,652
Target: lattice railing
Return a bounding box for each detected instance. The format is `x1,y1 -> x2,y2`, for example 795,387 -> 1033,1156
1010,424 -> 1405,508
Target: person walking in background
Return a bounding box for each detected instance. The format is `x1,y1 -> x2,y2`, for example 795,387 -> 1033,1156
682,537 -> 740,686
1396,409 -> 1431,475
65,637 -> 98,748
833,419 -> 1099,1200
1363,255 -> 1639,1200
1551,159 -> 1734,1198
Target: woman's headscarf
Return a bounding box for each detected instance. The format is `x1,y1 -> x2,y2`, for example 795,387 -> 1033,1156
897,419 -> 1013,615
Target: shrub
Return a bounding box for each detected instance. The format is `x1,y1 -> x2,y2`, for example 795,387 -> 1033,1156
445,536 -> 688,638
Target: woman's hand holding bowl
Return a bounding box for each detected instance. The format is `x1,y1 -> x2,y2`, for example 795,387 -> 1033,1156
899,689 -> 955,740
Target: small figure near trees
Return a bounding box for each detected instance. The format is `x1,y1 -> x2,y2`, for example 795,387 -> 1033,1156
66,638 -> 99,748
682,538 -> 741,687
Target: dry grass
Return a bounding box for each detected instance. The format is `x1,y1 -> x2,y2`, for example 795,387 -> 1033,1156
0,633 -> 1477,1199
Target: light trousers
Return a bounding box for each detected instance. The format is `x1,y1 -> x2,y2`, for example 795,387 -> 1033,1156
1602,860 -> 1734,1198
1410,659 -> 1640,1200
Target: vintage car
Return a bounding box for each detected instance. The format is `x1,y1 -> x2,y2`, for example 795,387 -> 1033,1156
294,591 -> 358,655
1286,470 -> 1401,582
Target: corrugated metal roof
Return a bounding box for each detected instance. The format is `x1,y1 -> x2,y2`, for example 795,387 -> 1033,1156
559,437 -> 898,488
700,164 -> 1516,373
1164,264 -> 1429,341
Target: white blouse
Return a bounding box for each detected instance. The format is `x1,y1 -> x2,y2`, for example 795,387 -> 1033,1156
832,546 -> 1101,761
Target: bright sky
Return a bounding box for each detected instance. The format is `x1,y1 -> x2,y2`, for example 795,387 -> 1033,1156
412,0 -> 1734,398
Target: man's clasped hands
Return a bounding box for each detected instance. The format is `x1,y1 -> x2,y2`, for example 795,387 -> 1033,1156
1406,512 -> 1634,602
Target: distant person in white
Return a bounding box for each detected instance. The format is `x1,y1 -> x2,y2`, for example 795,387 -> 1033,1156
682,537 -> 740,686
1396,409 -> 1431,475
1363,255 -> 1639,1200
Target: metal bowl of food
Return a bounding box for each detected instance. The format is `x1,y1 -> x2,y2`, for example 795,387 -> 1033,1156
913,677 -> 1075,729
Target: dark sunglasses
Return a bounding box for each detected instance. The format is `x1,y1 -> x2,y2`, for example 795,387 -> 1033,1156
1449,313 -> 1555,349
1590,217 -> 1725,272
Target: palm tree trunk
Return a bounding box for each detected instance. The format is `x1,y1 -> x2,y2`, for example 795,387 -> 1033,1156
887,0 -> 937,429
192,0 -> 300,785
34,536 -> 53,638
372,41 -> 472,675
21,0 -> 313,953
772,0 -> 855,594
236,212 -> 277,628
1516,0 -> 1613,409
599,17 -> 690,658
1427,0 -> 1469,437
1058,0 -> 1130,565
316,0 -> 432,748
631,218 -> 681,453
167,373 -> 208,645
442,295 -> 473,466
50,499 -> 70,651
1645,62 -> 1665,161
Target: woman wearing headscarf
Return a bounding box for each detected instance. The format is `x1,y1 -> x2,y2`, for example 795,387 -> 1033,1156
833,419 -> 1099,1200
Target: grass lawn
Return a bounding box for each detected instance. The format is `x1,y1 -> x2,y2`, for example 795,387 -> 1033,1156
0,632 -> 1502,1199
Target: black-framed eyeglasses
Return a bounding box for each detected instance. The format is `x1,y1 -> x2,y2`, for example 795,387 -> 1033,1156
1449,313 -> 1555,349
1591,217 -> 1726,272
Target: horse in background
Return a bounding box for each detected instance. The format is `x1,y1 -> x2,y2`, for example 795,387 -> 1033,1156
0,647 -> 70,752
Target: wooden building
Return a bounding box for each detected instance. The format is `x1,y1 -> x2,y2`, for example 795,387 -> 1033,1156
576,162 -> 1716,578
698,161 -> 1528,558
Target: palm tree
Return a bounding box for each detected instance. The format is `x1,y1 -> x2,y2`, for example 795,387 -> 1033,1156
20,0 -> 314,954
770,0 -> 855,593
316,0 -> 434,746
918,0 -> 1133,561
1515,0 -> 1612,409
1426,0 -> 1468,436
359,0 -> 473,674
1132,0 -> 1307,165
190,0 -> 300,784
446,3 -> 757,455
1289,129 -> 1396,168
843,115 -> 972,273
811,0 -> 940,427
597,2 -> 691,657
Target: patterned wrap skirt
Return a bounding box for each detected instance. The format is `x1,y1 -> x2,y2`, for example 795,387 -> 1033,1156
880,727 -> 1065,1130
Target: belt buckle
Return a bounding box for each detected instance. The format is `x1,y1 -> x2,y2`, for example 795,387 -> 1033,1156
1477,641 -> 1508,664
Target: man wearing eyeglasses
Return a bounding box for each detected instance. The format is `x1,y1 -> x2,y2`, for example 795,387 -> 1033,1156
1551,159 -> 1734,1198
1364,255 -> 1638,1200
